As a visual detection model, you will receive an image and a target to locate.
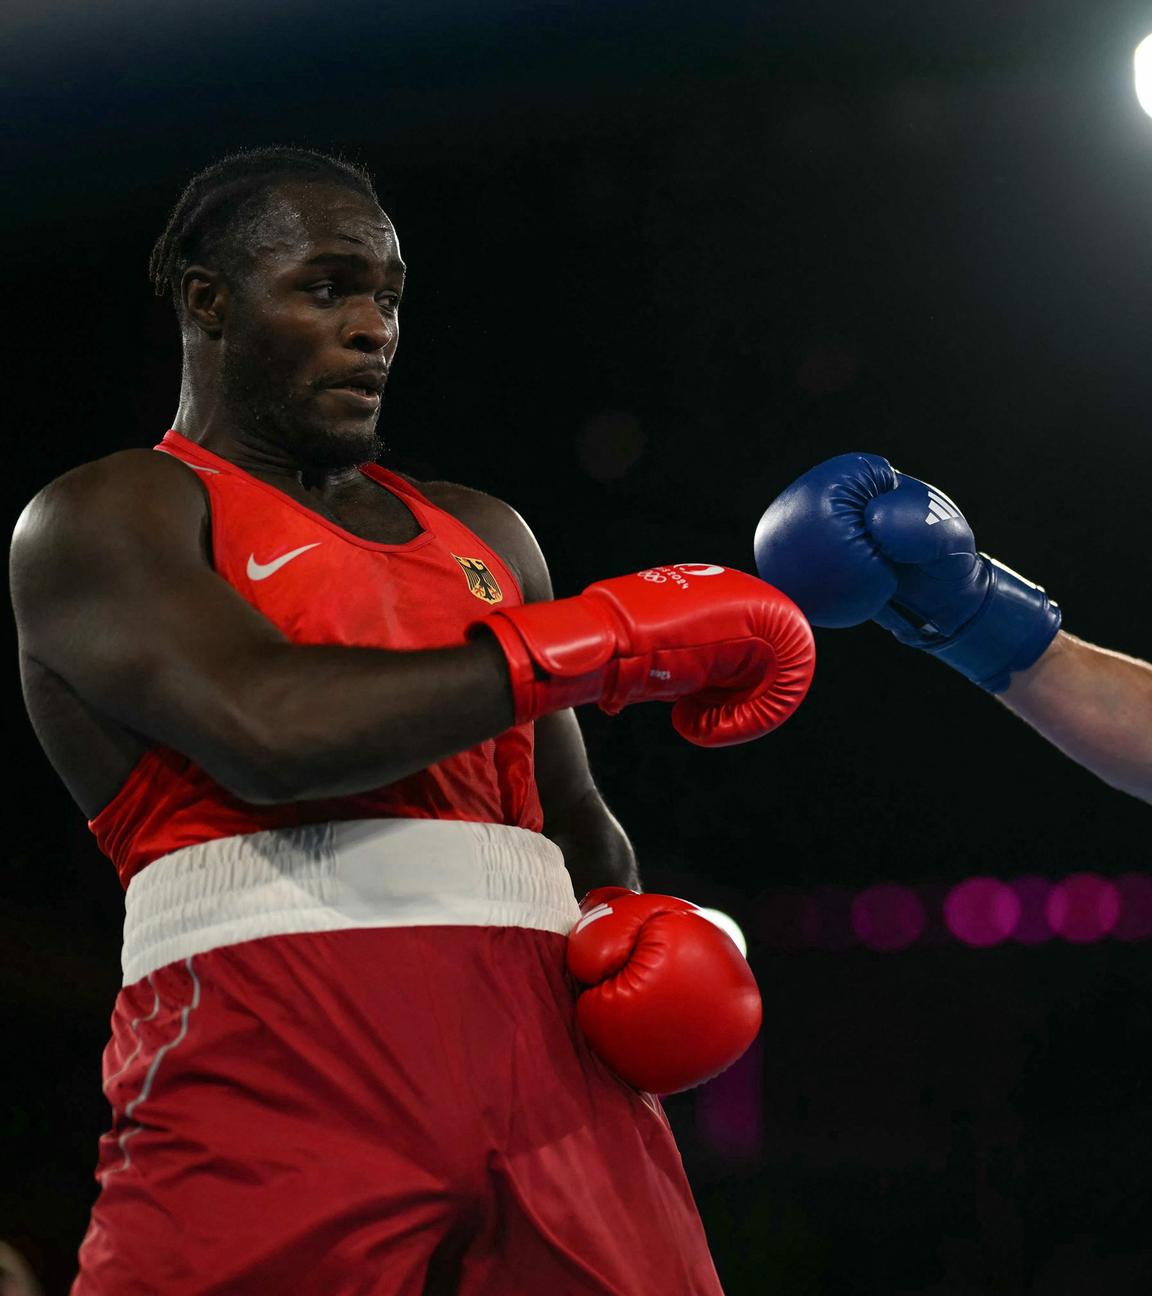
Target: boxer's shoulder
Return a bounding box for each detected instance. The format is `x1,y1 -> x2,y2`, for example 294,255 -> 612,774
13,450 -> 211,609
400,475 -> 552,602
18,448 -> 210,540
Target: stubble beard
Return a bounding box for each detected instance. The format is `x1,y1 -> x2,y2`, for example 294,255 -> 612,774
218,329 -> 385,472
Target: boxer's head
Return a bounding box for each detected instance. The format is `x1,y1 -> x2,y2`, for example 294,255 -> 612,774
151,148 -> 405,471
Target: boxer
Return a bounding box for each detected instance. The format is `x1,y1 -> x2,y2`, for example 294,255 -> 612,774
10,145 -> 814,1294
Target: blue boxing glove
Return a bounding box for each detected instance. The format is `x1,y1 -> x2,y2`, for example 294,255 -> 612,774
753,453 -> 1061,692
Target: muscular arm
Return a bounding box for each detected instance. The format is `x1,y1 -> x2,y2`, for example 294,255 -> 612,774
446,485 -> 639,894
534,710 -> 640,895
10,451 -> 515,805
1000,631 -> 1152,803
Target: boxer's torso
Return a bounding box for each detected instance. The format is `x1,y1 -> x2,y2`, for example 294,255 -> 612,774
19,440 -> 531,823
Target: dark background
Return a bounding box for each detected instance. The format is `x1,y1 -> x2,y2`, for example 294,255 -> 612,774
5,2 -> 1152,1292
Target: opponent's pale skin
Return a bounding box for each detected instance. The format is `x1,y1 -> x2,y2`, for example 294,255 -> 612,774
10,180 -> 638,898
1002,635 -> 1152,804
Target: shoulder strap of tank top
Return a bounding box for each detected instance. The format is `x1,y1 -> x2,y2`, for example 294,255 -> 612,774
359,463 -> 436,507
153,429 -> 227,473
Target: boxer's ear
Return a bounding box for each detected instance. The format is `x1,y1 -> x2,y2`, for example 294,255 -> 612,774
181,266 -> 229,339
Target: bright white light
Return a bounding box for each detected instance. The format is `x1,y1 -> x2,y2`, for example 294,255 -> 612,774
1135,34 -> 1152,118
696,907 -> 748,958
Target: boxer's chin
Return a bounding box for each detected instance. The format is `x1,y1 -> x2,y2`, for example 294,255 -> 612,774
281,416 -> 384,471
220,354 -> 384,470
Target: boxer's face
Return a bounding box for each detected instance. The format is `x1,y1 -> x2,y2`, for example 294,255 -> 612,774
216,182 -> 405,471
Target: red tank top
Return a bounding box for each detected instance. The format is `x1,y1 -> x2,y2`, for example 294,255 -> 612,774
89,430 -> 543,886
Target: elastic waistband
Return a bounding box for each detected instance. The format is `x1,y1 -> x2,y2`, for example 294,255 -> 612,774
121,819 -> 578,985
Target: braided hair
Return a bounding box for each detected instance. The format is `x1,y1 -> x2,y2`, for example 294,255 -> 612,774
149,146 -> 378,315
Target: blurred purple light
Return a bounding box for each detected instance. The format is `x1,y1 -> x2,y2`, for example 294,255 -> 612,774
943,877 -> 1020,947
851,883 -> 926,951
1113,874 -> 1152,942
758,872 -> 1152,953
1009,875 -> 1054,945
696,1036 -> 764,1162
1046,873 -> 1120,943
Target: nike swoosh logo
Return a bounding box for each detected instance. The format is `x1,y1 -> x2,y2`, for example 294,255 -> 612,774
246,543 -> 322,581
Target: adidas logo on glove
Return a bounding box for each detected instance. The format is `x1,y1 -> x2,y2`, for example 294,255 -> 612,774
924,486 -> 961,526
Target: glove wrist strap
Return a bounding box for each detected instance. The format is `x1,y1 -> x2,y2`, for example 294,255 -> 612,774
470,595 -> 618,724
926,556 -> 1061,692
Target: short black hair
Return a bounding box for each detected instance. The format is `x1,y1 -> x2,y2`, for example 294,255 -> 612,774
149,146 -> 379,314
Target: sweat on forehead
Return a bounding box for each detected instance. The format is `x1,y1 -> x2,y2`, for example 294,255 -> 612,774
250,182 -> 396,258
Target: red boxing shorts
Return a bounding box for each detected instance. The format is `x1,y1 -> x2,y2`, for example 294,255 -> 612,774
73,819 -> 723,1295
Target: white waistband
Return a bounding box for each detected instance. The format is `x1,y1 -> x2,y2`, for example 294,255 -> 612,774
121,819 -> 579,985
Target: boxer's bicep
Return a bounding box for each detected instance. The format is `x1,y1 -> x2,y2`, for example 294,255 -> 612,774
10,452 -> 287,790
486,507 -> 637,886
537,714 -> 639,894
534,708 -> 597,825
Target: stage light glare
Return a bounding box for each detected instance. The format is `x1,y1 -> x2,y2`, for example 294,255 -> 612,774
1046,873 -> 1120,943
944,876 -> 1020,947
1135,34 -> 1152,118
696,907 -> 748,957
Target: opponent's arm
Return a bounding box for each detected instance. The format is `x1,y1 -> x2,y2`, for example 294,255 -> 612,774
444,487 -> 639,892
1000,632 -> 1152,803
753,453 -> 1152,802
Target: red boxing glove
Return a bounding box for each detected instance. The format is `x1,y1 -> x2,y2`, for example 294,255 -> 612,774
567,887 -> 762,1094
471,563 -> 814,747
